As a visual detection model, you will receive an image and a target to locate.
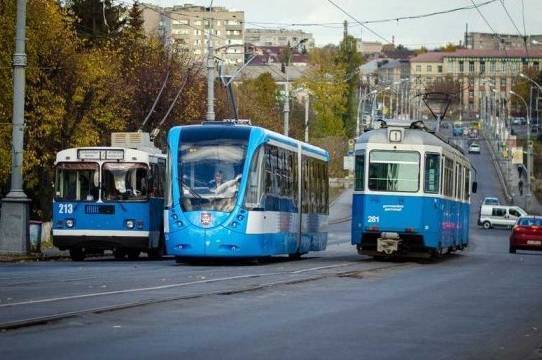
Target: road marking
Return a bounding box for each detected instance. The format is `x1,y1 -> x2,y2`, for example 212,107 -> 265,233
0,263 -> 351,308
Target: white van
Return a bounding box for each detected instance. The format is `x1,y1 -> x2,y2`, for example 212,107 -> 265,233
479,205 -> 528,229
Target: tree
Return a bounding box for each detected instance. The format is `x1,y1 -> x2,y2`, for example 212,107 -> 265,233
298,47 -> 347,138
66,0 -> 126,45
336,35 -> 363,137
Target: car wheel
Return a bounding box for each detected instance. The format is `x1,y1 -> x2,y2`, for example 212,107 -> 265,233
509,245 -> 516,254
69,248 -> 85,261
482,221 -> 492,229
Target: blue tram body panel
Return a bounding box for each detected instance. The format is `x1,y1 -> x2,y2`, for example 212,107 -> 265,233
352,194 -> 470,252
165,123 -> 329,258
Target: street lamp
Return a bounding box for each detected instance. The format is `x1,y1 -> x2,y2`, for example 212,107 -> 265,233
519,73 -> 542,92
356,89 -> 377,137
370,86 -> 391,128
282,38 -> 308,137
510,90 -> 533,205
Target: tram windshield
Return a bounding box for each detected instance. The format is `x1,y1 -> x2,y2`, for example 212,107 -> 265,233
368,151 -> 420,192
178,127 -> 250,212
55,163 -> 99,201
102,163 -> 148,201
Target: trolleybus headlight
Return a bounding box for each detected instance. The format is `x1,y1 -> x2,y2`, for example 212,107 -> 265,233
126,220 -> 135,229
65,219 -> 74,228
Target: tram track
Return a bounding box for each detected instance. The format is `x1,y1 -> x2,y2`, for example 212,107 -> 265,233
0,261 -> 412,331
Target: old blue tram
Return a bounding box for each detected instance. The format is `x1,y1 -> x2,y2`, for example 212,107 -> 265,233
351,122 -> 477,258
165,121 -> 329,261
52,133 -> 166,261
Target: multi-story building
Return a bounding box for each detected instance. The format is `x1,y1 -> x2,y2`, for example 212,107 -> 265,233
356,40 -> 383,57
465,32 -> 542,51
410,49 -> 542,116
245,29 -> 315,49
142,3 -> 245,64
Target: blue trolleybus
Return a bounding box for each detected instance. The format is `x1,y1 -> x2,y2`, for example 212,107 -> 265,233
52,133 -> 166,261
165,121 -> 329,261
352,122 -> 477,258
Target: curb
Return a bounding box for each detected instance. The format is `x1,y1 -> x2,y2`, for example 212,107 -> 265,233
482,134 -> 513,203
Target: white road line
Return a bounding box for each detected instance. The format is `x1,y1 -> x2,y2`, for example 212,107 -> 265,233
0,263 -> 351,308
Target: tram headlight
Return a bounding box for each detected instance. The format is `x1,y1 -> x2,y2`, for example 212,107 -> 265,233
126,220 -> 135,229
65,219 -> 74,228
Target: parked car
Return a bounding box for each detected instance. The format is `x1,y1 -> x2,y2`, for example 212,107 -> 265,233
482,197 -> 500,206
512,118 -> 522,125
479,205 -> 527,229
468,143 -> 481,154
509,216 -> 542,253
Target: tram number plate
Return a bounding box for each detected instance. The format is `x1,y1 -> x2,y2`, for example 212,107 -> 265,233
527,240 -> 541,246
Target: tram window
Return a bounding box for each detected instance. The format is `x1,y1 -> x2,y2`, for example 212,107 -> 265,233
465,168 -> 470,200
245,146 -> 265,210
443,157 -> 454,197
55,163 -> 99,201
102,163 -> 148,201
424,153 -> 440,193
354,152 -> 365,191
368,151 -> 420,192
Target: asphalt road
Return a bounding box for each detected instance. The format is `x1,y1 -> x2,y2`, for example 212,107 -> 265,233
1,134 -> 542,360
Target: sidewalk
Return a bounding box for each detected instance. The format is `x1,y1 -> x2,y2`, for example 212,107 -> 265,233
483,129 -> 542,215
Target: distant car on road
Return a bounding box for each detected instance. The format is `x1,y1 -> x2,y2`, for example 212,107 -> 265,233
509,216 -> 542,253
479,205 -> 527,229
452,122 -> 464,136
512,118 -> 522,126
468,143 -> 481,154
440,122 -> 450,129
482,197 -> 501,206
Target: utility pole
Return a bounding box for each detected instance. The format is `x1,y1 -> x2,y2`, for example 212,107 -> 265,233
304,94 -> 310,142
206,6 -> 215,121
0,0 -> 31,255
282,60 -> 290,136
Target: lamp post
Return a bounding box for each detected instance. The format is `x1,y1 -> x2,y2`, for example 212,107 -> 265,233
510,90 -> 532,207
370,86 -> 391,128
356,89 -> 377,137
282,38 -> 308,137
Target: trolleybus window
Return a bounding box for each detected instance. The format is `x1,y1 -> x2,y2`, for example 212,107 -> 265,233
354,152 -> 365,191
424,153 -> 440,193
102,163 -> 148,201
178,129 -> 248,213
55,163 -> 99,201
368,151 -> 420,192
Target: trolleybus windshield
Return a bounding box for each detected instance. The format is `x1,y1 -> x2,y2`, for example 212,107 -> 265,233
179,127 -> 249,213
368,151 -> 420,192
55,162 -> 99,201
102,163 -> 148,201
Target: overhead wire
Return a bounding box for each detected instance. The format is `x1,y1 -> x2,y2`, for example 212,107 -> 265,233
325,0 -> 393,44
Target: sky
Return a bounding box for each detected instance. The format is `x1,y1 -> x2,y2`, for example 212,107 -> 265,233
144,0 -> 542,48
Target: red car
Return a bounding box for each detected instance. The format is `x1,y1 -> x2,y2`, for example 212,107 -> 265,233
509,216 -> 542,253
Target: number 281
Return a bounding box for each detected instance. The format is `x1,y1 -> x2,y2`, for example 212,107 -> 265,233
367,216 -> 379,223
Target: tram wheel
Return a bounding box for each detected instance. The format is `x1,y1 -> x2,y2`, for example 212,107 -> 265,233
147,247 -> 164,260
288,252 -> 303,260
69,248 -> 85,261
127,249 -> 140,260
113,248 -> 127,260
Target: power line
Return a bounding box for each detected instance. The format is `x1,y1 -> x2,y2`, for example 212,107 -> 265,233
497,0 -> 523,37
246,0 -> 499,28
326,0 -> 392,44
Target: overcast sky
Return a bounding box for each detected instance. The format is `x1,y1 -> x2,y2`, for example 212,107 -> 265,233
147,0 -> 542,48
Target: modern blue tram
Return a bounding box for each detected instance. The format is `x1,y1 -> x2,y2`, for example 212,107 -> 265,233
165,121 -> 330,261
52,133 -> 166,261
351,122 -> 477,258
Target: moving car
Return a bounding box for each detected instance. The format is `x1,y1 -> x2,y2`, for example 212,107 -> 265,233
509,216 -> 542,253
479,205 -> 527,229
468,143 -> 480,154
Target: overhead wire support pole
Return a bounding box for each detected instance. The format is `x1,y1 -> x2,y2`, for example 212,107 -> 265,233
0,0 -> 30,255
206,1 -> 215,121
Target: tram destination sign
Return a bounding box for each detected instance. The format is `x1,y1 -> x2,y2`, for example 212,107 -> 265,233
77,149 -> 125,160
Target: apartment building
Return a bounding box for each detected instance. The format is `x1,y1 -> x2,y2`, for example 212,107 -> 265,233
465,32 -> 542,51
410,49 -> 542,116
142,3 -> 245,64
245,29 -> 315,49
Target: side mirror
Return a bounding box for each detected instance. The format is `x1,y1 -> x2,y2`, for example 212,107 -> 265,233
472,182 -> 478,194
